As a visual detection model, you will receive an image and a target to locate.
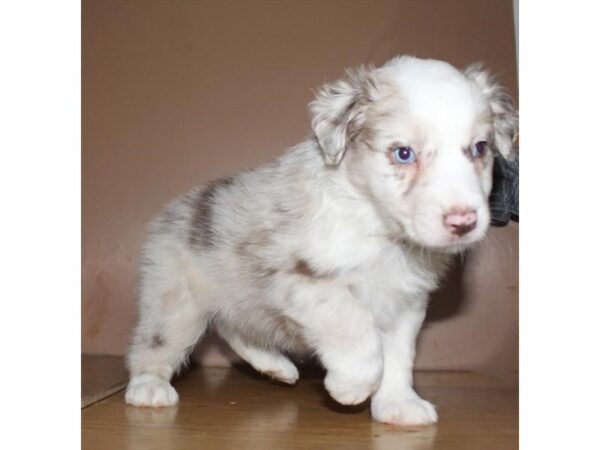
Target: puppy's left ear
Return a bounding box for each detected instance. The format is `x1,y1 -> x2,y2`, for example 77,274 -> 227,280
464,64 -> 519,159
309,67 -> 378,166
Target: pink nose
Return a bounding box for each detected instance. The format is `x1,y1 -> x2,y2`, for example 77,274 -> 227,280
443,209 -> 477,237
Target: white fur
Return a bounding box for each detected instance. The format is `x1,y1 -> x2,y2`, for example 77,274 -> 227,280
125,56 -> 517,425
125,373 -> 179,407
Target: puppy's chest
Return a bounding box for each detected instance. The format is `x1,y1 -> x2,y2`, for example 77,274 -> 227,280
351,246 -> 443,327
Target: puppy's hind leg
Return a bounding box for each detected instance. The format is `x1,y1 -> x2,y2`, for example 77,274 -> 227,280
125,281 -> 208,407
221,331 -> 299,385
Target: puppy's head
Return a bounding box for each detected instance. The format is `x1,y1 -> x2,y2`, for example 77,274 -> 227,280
309,56 -> 518,252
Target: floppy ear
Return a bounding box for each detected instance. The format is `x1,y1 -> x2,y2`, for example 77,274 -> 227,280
464,63 -> 519,159
309,67 -> 378,166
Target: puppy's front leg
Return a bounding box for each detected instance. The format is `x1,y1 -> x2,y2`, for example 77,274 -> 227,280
290,287 -> 383,405
370,305 -> 438,426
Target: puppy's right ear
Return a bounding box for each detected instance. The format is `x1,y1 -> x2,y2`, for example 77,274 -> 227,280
309,67 -> 378,166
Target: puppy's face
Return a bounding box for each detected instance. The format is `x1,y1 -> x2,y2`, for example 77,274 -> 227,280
310,57 -> 518,252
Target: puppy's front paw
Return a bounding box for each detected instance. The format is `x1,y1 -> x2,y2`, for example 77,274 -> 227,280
125,374 -> 179,407
324,370 -> 380,405
371,396 -> 438,426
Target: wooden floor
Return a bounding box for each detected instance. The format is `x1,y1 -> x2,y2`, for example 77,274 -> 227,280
82,361 -> 517,450
81,354 -> 129,408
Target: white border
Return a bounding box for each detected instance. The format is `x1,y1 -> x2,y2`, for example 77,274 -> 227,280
0,1 -> 80,448
520,1 -> 600,449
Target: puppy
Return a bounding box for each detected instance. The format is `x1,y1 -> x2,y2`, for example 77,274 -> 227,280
125,56 -> 518,426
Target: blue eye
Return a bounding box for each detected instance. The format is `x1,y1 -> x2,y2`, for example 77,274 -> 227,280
471,141 -> 488,158
392,146 -> 416,164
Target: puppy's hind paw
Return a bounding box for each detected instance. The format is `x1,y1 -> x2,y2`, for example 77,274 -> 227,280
125,374 -> 179,407
262,359 -> 299,385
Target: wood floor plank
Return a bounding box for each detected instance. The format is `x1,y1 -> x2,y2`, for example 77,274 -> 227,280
82,354 -> 129,408
82,366 -> 517,450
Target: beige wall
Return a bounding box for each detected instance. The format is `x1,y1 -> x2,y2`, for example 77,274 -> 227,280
83,0 -> 518,384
